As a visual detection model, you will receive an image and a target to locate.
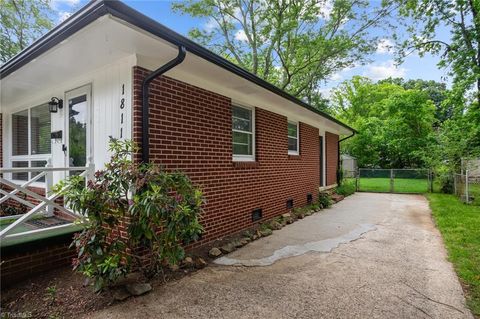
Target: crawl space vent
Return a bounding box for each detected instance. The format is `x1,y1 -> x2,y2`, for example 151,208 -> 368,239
252,208 -> 263,222
286,199 -> 294,209
307,193 -> 313,204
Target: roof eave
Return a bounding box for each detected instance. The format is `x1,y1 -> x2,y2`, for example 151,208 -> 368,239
0,0 -> 356,134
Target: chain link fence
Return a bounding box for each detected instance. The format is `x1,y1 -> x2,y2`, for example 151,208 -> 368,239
344,168 -> 433,194
454,170 -> 480,205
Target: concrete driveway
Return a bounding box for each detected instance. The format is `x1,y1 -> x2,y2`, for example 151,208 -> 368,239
87,193 -> 473,319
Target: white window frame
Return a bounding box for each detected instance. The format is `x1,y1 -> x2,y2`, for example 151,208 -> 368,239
288,120 -> 299,155
232,104 -> 255,162
9,104 -> 51,185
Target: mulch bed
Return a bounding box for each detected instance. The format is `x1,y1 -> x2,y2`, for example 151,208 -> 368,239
0,232 -> 250,319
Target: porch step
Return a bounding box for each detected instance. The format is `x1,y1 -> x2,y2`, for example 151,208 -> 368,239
26,216 -> 72,229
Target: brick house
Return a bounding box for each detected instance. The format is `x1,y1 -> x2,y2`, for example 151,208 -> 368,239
0,0 -> 355,284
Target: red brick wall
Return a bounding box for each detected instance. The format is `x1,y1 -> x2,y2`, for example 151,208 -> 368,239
133,67 -> 325,245
325,131 -> 339,186
1,234 -> 76,288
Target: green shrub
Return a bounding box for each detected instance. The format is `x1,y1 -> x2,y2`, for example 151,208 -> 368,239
54,139 -> 204,291
318,192 -> 333,208
336,179 -> 356,196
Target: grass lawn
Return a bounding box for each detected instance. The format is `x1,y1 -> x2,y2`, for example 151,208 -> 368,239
356,177 -> 430,193
468,183 -> 480,205
426,193 -> 480,316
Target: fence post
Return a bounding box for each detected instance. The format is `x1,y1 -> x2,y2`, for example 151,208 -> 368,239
465,170 -> 469,204
390,169 -> 394,193
356,169 -> 359,191
428,170 -> 433,193
454,173 -> 457,196
45,158 -> 54,217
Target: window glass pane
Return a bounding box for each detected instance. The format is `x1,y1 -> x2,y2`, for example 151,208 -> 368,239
288,122 -> 297,138
232,117 -> 251,132
233,131 -> 250,144
232,106 -> 251,120
32,160 -> 47,183
233,132 -> 252,155
12,161 -> 28,181
12,110 -> 29,156
30,104 -> 51,155
69,94 -> 87,167
233,143 -> 251,155
288,137 -> 298,152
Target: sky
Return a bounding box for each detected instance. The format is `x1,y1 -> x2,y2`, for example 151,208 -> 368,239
52,0 -> 452,96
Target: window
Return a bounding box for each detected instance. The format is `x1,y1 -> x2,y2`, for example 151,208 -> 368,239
288,121 -> 299,155
232,105 -> 255,161
10,103 -> 51,182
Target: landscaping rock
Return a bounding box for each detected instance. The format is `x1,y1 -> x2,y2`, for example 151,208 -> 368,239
194,257 -> 207,269
220,243 -> 236,254
242,236 -> 252,243
113,288 -> 131,301
183,257 -> 194,266
209,247 -> 222,257
270,221 -> 283,230
259,228 -> 273,237
113,272 -> 144,287
240,238 -> 250,246
243,230 -> 253,239
233,240 -> 244,248
169,264 -> 179,271
125,283 -> 152,296
282,213 -> 292,219
297,213 -> 305,219
252,234 -> 259,240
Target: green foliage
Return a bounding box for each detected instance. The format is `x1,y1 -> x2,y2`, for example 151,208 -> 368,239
172,0 -> 398,108
318,192 -> 332,208
54,139 -> 204,291
44,285 -> 57,305
378,78 -> 451,124
336,179 -> 356,197
396,0 -> 480,108
332,76 -> 437,168
394,0 -> 480,174
426,194 -> 480,315
1,0 -> 54,62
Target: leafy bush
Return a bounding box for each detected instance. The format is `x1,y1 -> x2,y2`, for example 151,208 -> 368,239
54,139 -> 204,291
336,179 -> 356,196
318,192 -> 333,208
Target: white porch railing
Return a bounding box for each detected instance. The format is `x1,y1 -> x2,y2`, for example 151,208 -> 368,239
0,158 -> 94,240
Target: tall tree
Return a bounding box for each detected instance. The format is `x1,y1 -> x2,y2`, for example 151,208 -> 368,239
0,0 -> 54,63
378,78 -> 451,124
172,0 -> 399,107
331,76 -> 437,168
396,0 -> 480,107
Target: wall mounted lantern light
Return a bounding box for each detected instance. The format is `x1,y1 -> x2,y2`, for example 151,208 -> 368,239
48,97 -> 63,113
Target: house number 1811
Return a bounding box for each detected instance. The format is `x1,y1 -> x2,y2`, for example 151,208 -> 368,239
120,84 -> 125,138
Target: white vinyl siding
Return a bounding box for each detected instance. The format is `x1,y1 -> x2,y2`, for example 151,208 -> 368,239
232,105 -> 255,161
288,121 -> 299,155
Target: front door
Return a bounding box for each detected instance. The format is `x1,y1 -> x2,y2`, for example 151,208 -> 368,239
64,85 -> 92,170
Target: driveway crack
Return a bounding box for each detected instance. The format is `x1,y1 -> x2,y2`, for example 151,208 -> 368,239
402,282 -> 465,314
